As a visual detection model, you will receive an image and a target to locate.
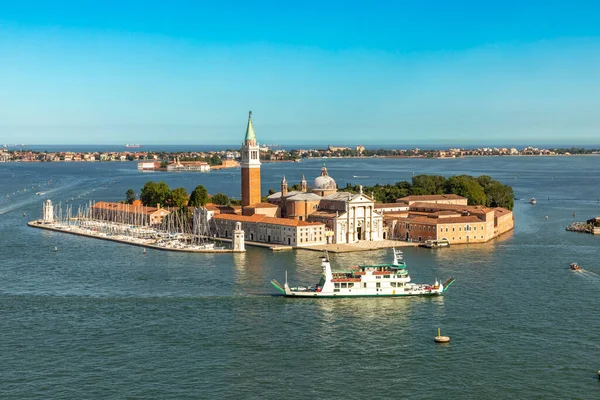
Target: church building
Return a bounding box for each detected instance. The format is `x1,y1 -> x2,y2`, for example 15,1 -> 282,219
267,167 -> 384,245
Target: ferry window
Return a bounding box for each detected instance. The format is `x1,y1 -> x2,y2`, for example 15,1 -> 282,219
341,283 -> 347,288
334,283 -> 340,288
348,283 -> 354,288
376,282 -> 381,288
376,276 -> 381,279
391,282 -> 397,287
383,275 -> 390,278
363,283 -> 367,288
334,289 -> 340,292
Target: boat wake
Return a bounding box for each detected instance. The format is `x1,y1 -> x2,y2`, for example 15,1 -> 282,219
571,268 -> 600,282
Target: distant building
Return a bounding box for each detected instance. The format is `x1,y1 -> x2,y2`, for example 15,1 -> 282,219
167,158 -> 210,172
328,145 -> 351,152
138,161 -> 161,171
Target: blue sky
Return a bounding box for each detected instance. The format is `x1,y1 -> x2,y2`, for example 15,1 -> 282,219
1,1 -> 599,146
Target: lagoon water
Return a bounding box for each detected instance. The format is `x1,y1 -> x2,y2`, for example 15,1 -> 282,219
1,156 -> 600,398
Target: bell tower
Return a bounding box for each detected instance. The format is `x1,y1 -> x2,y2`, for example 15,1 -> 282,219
241,111 -> 261,207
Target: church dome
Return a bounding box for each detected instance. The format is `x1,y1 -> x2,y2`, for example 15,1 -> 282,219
313,166 -> 337,190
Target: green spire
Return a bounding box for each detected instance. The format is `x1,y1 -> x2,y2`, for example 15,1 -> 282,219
245,111 -> 256,142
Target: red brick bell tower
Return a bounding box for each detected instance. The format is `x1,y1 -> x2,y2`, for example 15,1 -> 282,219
241,111 -> 261,207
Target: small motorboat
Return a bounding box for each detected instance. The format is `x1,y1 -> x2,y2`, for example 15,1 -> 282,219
569,263 -> 581,271
529,198 -> 537,204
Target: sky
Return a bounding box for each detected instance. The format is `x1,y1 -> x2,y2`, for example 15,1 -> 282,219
1,1 -> 599,146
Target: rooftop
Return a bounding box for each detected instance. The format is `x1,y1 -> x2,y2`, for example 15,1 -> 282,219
92,201 -> 166,215
398,194 -> 467,202
214,213 -> 323,227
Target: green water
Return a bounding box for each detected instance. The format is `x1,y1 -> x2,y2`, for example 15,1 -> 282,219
1,157 -> 599,398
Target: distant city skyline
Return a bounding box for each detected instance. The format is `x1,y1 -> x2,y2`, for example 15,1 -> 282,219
1,1 -> 600,145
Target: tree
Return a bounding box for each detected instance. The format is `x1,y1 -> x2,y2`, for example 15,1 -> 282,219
188,185 -> 209,207
159,160 -> 168,169
411,174 -> 446,195
476,175 -> 493,192
140,181 -> 171,207
446,175 -> 486,206
168,187 -> 189,207
211,193 -> 229,205
485,182 -> 514,210
125,188 -> 136,204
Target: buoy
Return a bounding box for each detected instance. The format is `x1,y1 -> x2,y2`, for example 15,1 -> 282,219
434,327 -> 450,343
545,216 -> 548,220
597,370 -> 600,379
143,248 -> 147,254
54,246 -> 58,252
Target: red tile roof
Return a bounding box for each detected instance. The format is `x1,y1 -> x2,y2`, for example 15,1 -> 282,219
399,194 -> 466,201
214,213 -> 323,227
92,201 -> 168,215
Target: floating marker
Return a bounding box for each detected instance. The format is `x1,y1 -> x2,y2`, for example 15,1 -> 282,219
54,246 -> 58,252
434,327 -> 450,343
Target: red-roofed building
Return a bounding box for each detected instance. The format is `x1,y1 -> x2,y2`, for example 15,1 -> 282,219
212,213 -> 325,247
384,201 -> 514,244
91,201 -> 170,226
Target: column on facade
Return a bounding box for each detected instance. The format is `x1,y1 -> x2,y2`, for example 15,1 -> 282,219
353,205 -> 358,242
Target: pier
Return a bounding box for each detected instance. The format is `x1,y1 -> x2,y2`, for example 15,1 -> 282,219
28,220 -> 241,253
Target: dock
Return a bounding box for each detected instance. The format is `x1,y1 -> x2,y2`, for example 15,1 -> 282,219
28,220 -> 239,253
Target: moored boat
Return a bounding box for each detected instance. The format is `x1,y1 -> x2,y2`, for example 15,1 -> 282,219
421,239 -> 450,248
271,249 -> 455,298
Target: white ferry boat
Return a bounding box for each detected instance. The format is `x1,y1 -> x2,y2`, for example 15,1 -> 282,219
271,249 -> 455,298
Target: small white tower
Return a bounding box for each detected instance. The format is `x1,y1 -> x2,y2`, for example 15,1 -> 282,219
42,199 -> 54,222
233,222 -> 246,252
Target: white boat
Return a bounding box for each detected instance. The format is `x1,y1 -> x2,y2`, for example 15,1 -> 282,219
421,239 -> 450,248
529,198 -> 537,204
271,249 -> 455,298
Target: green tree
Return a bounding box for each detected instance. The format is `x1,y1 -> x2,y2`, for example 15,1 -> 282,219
125,188 -> 136,204
188,185 -> 209,207
411,174 -> 446,195
211,193 -> 229,205
485,182 -> 514,210
159,160 -> 168,169
168,187 -> 189,207
446,175 -> 487,206
140,181 -> 171,207
476,175 -> 493,192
